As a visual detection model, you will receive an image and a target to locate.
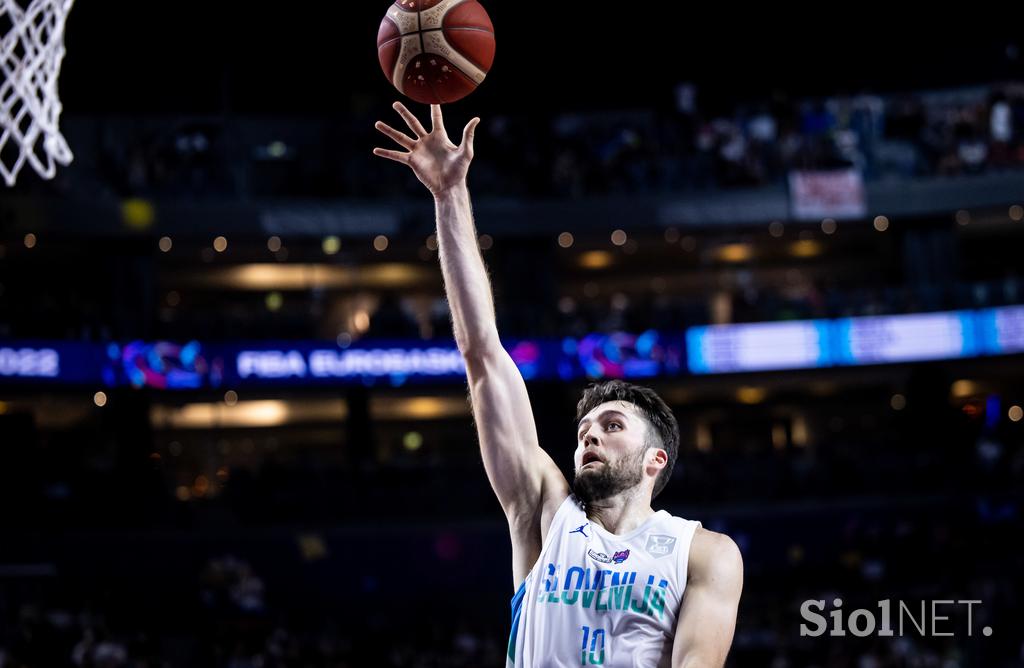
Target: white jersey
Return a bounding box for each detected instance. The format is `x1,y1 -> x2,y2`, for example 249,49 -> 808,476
507,494 -> 701,667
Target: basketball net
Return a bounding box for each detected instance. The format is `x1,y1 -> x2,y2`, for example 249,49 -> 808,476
0,0 -> 73,186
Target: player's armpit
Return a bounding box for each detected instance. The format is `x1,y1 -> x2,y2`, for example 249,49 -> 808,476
671,529 -> 744,668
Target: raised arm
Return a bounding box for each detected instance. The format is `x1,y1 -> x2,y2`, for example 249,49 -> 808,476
671,529 -> 744,668
373,103 -> 569,582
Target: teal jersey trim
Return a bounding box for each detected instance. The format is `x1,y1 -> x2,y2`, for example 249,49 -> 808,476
507,581 -> 527,663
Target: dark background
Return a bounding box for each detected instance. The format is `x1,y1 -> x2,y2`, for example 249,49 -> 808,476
0,2 -> 1022,667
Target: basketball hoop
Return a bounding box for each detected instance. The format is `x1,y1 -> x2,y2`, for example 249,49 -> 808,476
0,0 -> 74,186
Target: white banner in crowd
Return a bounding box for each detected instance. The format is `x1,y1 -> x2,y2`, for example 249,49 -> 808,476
788,169 -> 867,221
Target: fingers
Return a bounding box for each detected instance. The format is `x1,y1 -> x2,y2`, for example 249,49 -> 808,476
430,104 -> 446,134
461,117 -> 481,154
374,121 -> 415,150
372,147 -> 409,164
392,101 -> 427,138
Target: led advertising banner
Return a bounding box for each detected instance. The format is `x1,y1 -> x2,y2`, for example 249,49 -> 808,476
977,305 -> 1024,355
832,311 -> 979,365
226,341 -> 469,387
0,341 -> 107,385
2,306 -> 1023,388
686,321 -> 830,374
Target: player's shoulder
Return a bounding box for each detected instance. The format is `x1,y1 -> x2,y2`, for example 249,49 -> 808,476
687,527 -> 743,584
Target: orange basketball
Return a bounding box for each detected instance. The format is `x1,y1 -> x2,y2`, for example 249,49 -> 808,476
377,0 -> 496,105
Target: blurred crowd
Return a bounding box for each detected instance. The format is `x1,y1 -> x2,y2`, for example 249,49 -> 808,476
0,554 -> 505,668
4,365 -> 1021,525
51,82 -> 1024,201
1,264 -> 1020,343
159,274 -> 1024,343
3,78 -> 1024,667
2,364 -> 1022,667
2,501 -> 1020,667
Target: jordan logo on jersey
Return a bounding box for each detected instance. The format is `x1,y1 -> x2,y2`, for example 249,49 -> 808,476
645,534 -> 676,558
569,524 -> 589,538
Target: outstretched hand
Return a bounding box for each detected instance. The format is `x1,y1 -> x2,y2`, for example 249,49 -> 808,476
373,101 -> 480,197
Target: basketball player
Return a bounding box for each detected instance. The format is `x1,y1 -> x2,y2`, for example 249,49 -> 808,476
374,102 -> 742,667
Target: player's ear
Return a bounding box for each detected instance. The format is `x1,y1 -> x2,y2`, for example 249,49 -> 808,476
646,447 -> 668,471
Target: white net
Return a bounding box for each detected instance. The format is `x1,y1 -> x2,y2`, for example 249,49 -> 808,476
0,0 -> 73,186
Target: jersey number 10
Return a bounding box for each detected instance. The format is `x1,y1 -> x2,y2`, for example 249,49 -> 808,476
580,625 -> 606,665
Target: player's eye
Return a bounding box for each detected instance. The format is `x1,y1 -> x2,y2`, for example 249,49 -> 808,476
607,421 -> 621,430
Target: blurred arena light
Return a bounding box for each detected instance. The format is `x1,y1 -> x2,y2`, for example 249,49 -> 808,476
789,240 -> 823,258
715,243 -> 754,263
578,251 -> 613,269
265,141 -> 288,159
736,386 -> 767,404
121,198 -> 155,230
791,415 -> 809,447
147,396 -> 470,429
403,431 -> 424,451
322,236 -> 341,255
150,399 -> 345,429
371,396 -> 469,421
771,423 -> 787,450
695,422 -> 712,452
166,263 -> 431,291
950,379 -> 983,399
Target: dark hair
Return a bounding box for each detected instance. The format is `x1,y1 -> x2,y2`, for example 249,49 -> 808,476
575,380 -> 679,499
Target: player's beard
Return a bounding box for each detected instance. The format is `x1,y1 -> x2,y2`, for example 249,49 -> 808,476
572,446 -> 645,505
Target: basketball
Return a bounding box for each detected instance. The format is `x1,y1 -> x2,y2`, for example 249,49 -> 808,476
377,0 -> 495,105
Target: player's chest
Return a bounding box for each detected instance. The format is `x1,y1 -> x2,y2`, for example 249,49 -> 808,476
536,525 -> 680,621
